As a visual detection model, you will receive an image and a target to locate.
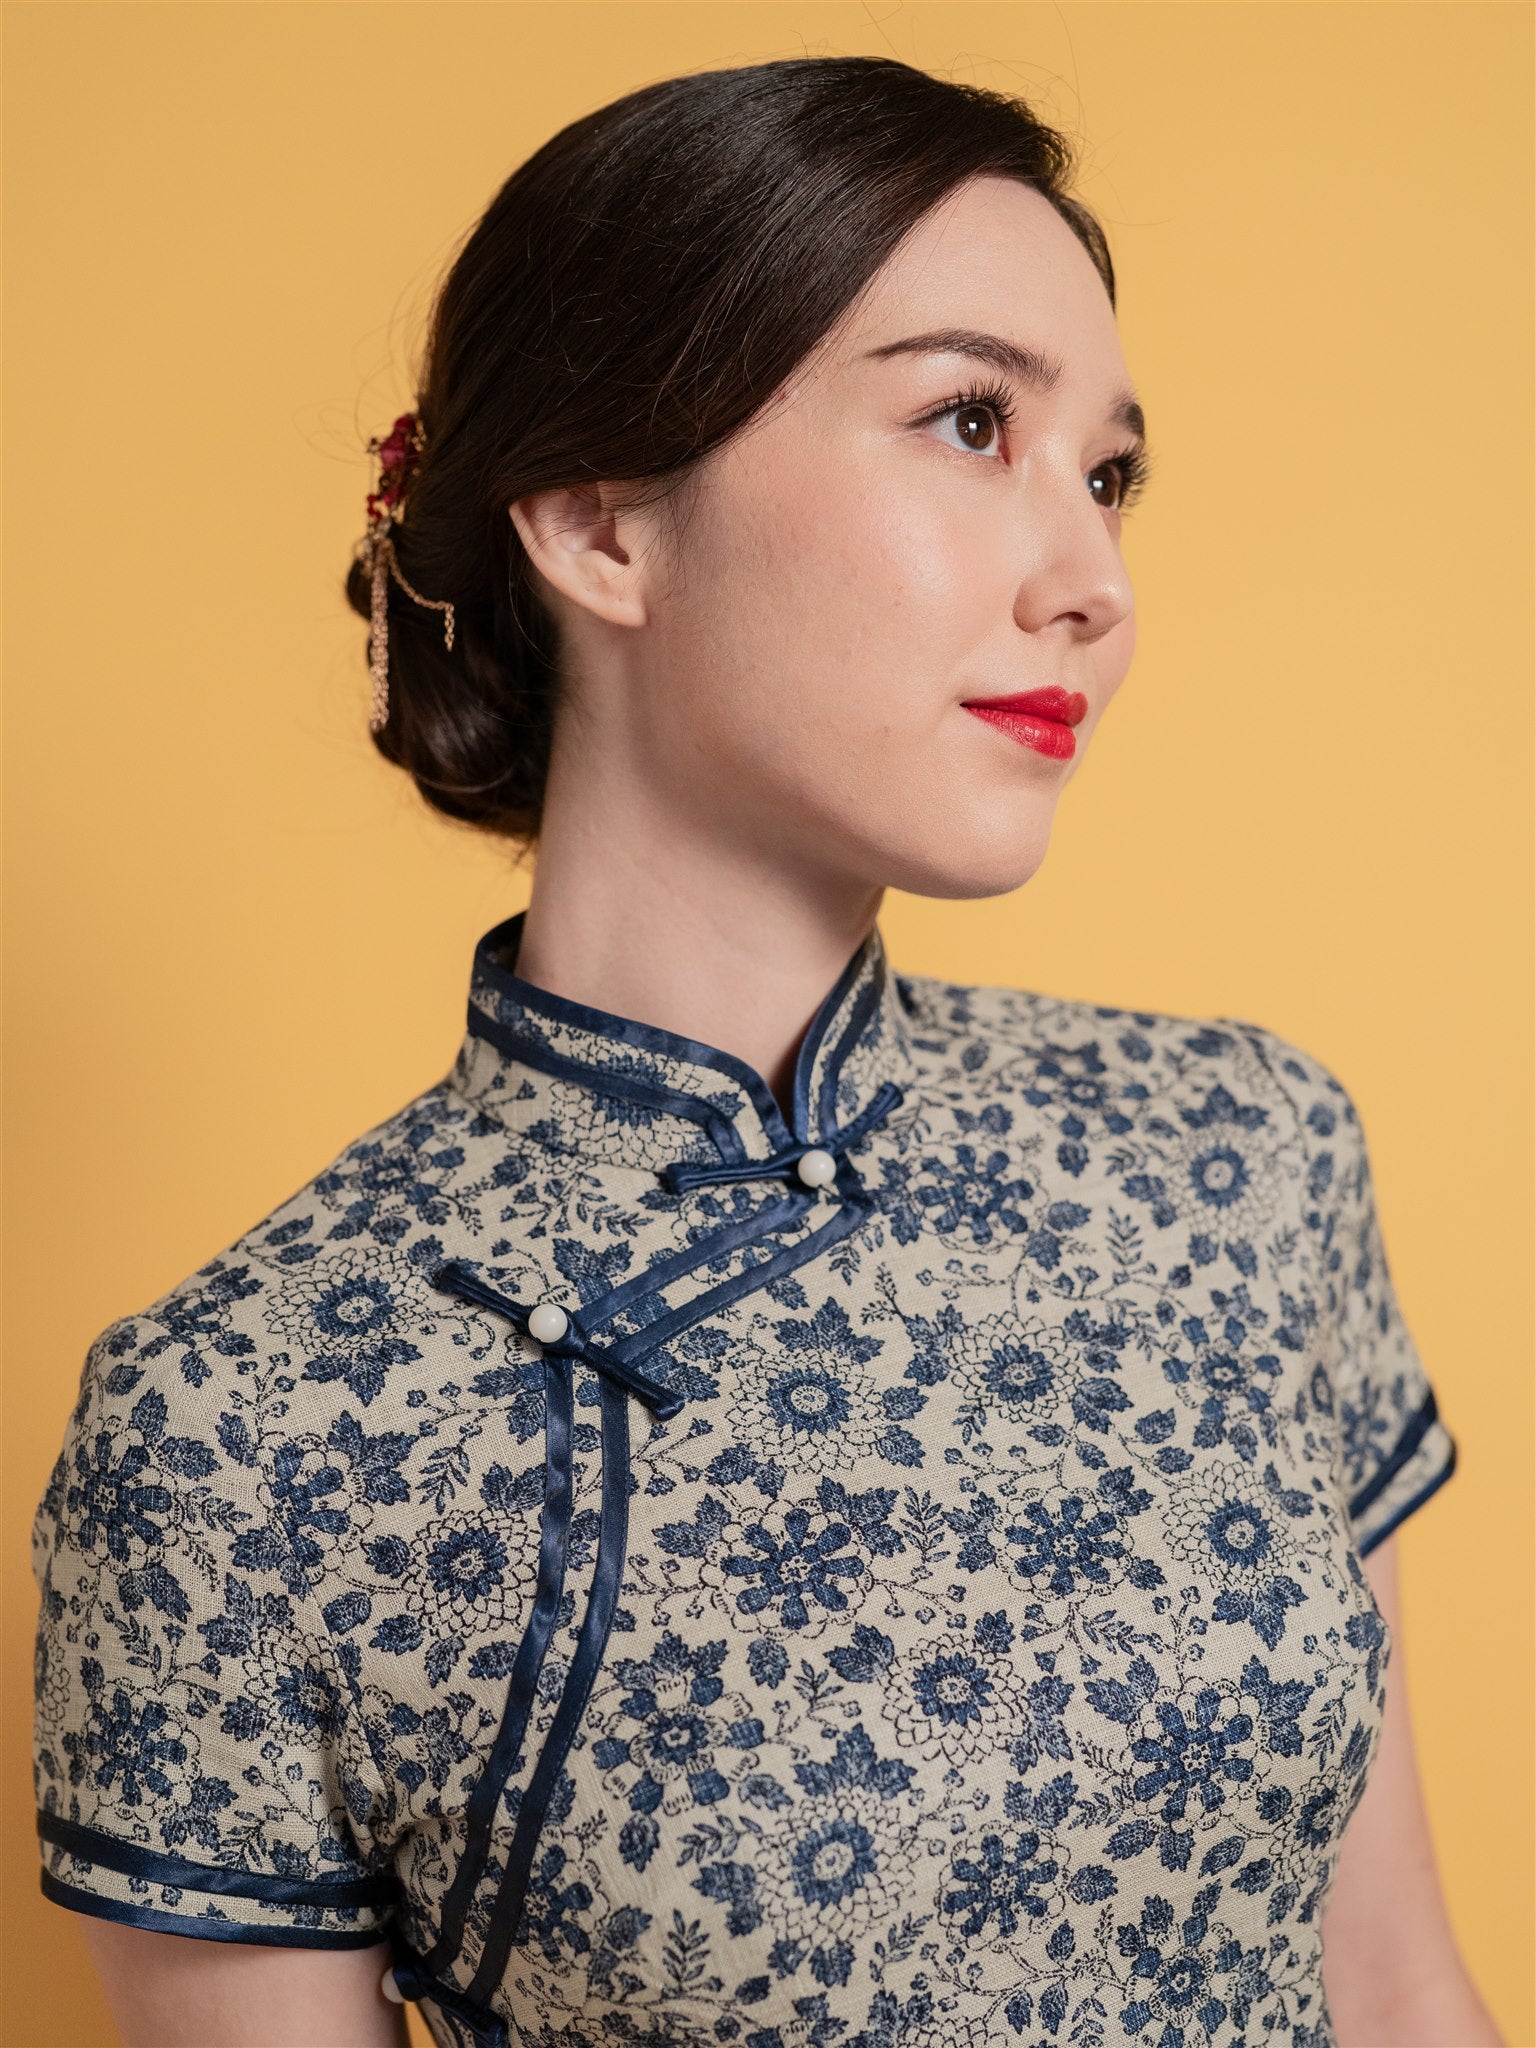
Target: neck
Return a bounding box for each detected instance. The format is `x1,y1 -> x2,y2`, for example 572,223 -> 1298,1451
512,857 -> 884,1124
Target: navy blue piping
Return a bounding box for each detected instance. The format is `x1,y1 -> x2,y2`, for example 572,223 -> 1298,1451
432,1262 -> 683,1419
418,916 -> 899,1996
38,1871 -> 387,1947
793,927 -> 879,1140
432,1198 -> 875,1379
387,1946 -> 511,2045
468,909 -> 890,1158
471,911 -> 803,1150
467,1003 -> 755,1164
422,1170 -> 878,1991
660,1078 -> 904,1195
467,1374 -> 633,2004
816,963 -> 885,1134
585,1189 -> 812,1325
35,1811 -> 395,1908
460,1177 -> 878,1990
1348,1388 -> 1443,1522
420,1346 -> 576,1980
586,1187 -> 876,1363
1357,1438 -> 1457,1557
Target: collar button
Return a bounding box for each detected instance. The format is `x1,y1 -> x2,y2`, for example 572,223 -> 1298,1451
528,1300 -> 569,1344
795,1147 -> 838,1189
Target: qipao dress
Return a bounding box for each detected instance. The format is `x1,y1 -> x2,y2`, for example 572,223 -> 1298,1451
31,909 -> 1459,2048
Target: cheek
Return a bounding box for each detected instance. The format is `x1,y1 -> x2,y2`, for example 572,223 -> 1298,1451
640,439 -> 1061,892
689,442 -> 994,735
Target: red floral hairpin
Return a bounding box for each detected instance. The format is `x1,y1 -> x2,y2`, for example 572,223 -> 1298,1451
360,409 -> 455,734
366,411 -> 424,533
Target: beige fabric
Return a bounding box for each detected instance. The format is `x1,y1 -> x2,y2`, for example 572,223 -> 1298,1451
32,911 -> 1456,2045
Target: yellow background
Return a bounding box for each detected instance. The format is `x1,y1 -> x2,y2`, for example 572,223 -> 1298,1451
5,5 -> 1530,2044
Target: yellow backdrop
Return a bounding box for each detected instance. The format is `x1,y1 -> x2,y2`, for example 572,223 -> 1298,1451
5,6 -> 1530,2045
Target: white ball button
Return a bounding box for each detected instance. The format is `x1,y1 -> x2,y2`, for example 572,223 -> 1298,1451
380,1966 -> 406,2003
527,1300 -> 569,1344
796,1147 -> 837,1188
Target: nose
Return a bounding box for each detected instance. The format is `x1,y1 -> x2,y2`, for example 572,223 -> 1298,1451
1010,468 -> 1135,645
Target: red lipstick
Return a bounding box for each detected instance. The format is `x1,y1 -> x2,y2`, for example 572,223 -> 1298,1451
960,685 -> 1088,761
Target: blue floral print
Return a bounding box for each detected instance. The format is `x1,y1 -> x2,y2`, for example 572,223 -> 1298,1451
32,909 -> 1457,2045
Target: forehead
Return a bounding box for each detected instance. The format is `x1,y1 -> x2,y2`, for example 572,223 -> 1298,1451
824,175 -> 1124,385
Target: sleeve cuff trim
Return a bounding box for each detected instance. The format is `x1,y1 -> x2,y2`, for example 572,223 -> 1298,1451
1357,1437 -> 1458,1558
37,1810 -> 397,1910
38,1870 -> 391,1948
1348,1386 -> 1443,1522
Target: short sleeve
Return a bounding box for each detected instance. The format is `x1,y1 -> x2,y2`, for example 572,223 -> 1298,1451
1226,1020 -> 1459,1558
31,1312 -> 399,1948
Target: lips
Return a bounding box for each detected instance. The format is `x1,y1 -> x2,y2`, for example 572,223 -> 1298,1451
960,686 -> 1088,726
960,685 -> 1090,762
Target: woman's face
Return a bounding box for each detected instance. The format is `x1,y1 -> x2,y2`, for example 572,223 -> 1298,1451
547,173 -> 1144,903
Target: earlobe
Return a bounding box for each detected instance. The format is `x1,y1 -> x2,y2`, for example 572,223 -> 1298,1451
509,483 -> 650,628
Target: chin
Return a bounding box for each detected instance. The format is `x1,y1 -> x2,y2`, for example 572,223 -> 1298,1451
875,832 -> 1055,902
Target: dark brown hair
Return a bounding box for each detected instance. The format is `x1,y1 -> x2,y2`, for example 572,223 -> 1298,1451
343,55 -> 1114,852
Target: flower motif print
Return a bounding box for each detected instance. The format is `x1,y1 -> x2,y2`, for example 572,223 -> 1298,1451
748,1725 -> 925,1973
261,1244 -> 432,1406
939,1818 -> 1068,1943
1003,1479 -> 1158,1605
61,1417 -> 182,1572
1159,1457 -> 1313,1651
882,1634 -> 1030,1763
701,1489 -> 878,1639
587,1630 -> 763,1838
402,1506 -> 538,1635
728,1299 -> 898,1478
1114,1891 -> 1261,2043
259,1433 -> 366,1579
235,1623 -> 354,1757
1132,1079 -> 1292,1246
1107,1670 -> 1269,1843
30,911 -> 1457,2048
946,1309 -> 1080,1429
877,1124 -> 1034,1249
828,1608 -> 1035,1766
67,1669 -> 199,1814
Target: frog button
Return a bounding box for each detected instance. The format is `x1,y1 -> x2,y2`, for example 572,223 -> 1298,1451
527,1300 -> 569,1344
794,1146 -> 838,1189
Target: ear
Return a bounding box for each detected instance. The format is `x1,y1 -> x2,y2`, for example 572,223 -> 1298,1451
509,481 -> 657,629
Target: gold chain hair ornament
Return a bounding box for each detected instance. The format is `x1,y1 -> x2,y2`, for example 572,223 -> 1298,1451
360,411 -> 456,733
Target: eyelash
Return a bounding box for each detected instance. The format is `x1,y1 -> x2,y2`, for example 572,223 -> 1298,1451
918,376 -> 1152,513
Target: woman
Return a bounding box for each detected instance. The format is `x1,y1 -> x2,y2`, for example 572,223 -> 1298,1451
31,53 -> 1494,2048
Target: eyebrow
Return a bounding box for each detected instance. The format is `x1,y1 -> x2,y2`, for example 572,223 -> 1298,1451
862,326 -> 1148,449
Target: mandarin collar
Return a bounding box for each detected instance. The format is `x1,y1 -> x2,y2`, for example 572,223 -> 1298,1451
450,908 -> 917,1173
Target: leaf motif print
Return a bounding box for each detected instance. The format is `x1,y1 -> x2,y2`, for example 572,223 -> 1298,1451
30,913 -> 1455,2048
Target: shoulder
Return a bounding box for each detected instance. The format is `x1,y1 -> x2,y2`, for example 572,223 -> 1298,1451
33,1076 -> 475,1575
894,963 -> 1361,1139
27,1088 -> 475,1930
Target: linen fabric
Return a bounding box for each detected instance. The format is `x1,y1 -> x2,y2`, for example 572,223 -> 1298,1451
31,910 -> 1458,2046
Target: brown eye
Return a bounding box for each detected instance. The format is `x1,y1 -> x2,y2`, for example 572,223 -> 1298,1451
1087,446 -> 1150,513
926,395 -> 1010,460
953,404 -> 1000,452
